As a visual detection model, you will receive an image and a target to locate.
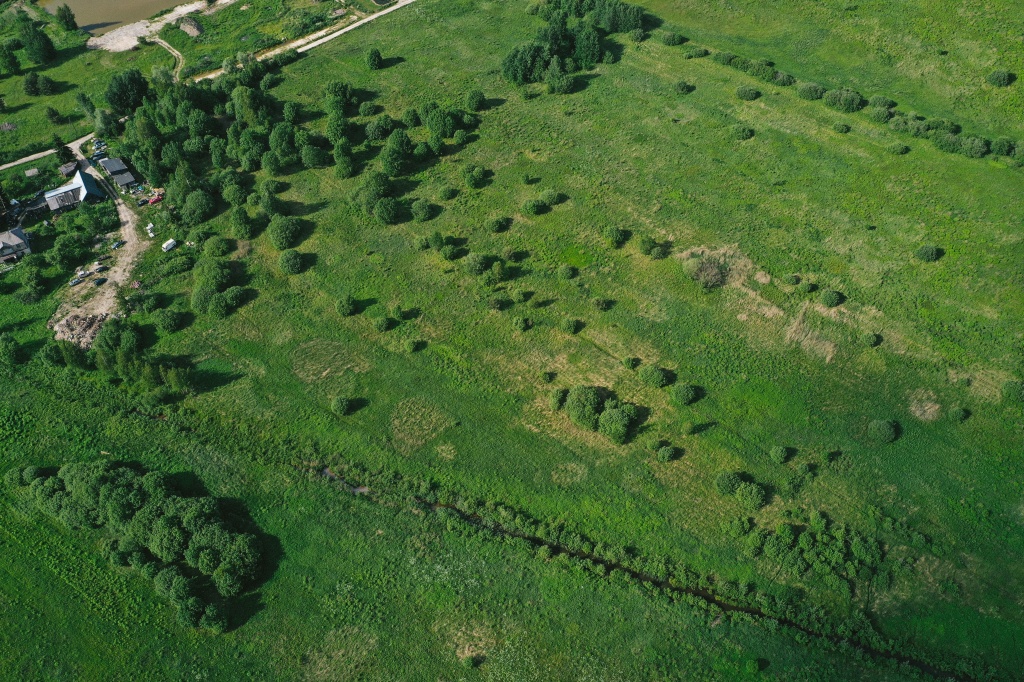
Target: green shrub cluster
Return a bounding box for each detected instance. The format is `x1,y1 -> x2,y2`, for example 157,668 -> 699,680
563,386 -> 641,444
6,461 -> 266,631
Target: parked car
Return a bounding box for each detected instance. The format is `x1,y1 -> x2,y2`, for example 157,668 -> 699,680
137,199 -> 148,207
111,240 -> 126,250
95,265 -> 109,273
69,278 -> 83,287
149,195 -> 164,205
93,277 -> 108,286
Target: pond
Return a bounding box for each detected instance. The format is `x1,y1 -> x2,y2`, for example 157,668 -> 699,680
39,0 -> 187,35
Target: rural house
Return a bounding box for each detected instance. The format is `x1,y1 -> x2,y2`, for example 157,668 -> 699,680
0,227 -> 31,261
44,170 -> 104,211
98,157 -> 138,192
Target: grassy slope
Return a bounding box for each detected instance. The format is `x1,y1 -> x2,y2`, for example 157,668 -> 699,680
0,372 -> 903,681
109,0 -> 1024,670
0,5 -> 173,165
638,0 -> 1024,140
1,0 -> 1023,676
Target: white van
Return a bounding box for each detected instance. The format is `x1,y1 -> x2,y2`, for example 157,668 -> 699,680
162,239 -> 177,252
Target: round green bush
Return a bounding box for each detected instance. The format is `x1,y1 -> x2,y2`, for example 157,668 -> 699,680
867,106 -> 893,123
358,101 -> 376,117
867,419 -> 900,443
637,364 -> 669,388
673,383 -> 700,405
656,446 -> 677,463
957,136 -> 990,158
986,70 -> 1015,87
204,236 -> 232,257
464,253 -> 489,275
1003,380 -> 1024,403
374,197 -> 400,224
512,316 -> 529,332
732,125 -> 755,140
674,80 -> 695,95
769,446 -> 788,464
629,28 -> 645,43
439,187 -> 458,201
914,245 -> 942,262
684,47 -> 710,59
715,471 -> 743,496
990,137 -> 1015,157
540,189 -> 563,205
153,309 -> 185,334
774,72 -> 796,86
439,244 -> 458,261
868,95 -> 897,109
736,85 -> 761,101
374,317 -> 392,332
886,142 -> 910,155
604,225 -> 627,247
735,481 -> 766,511
337,294 -> 357,316
783,274 -> 800,285
411,199 -> 432,222
797,82 -> 826,100
861,332 -> 882,347
486,217 -> 509,233
649,245 -> 670,259
557,264 -> 577,280
832,123 -> 851,134
279,249 -> 303,274
465,88 -> 485,112
948,407 -> 970,423
559,318 -> 580,334
661,31 -> 685,46
522,198 -> 545,215
622,357 -> 640,370
331,397 -> 350,415
823,88 -> 866,112
820,289 -> 844,307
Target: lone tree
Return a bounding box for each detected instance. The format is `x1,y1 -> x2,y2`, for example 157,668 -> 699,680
55,4 -> 78,31
106,69 -> 149,116
366,48 -> 383,70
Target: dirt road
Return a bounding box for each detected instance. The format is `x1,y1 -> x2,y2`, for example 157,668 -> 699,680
193,0 -> 417,82
0,131 -> 96,172
50,148 -> 147,346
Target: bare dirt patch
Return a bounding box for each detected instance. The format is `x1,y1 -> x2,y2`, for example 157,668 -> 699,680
551,461 -> 588,486
909,389 -> 941,421
292,339 -> 371,383
50,313 -> 108,348
390,398 -> 454,454
301,626 -> 377,681
784,302 -> 837,363
435,443 -> 456,461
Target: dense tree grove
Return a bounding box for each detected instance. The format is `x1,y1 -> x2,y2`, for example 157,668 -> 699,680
556,385 -> 641,443
5,461 -> 266,631
502,0 -> 644,87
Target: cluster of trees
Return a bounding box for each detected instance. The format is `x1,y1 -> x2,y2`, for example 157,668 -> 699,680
91,317 -> 195,402
190,256 -> 245,318
5,461 -> 264,631
9,11 -> 58,66
726,509 -> 889,600
502,0 -> 645,91
715,471 -> 766,512
552,385 -> 641,444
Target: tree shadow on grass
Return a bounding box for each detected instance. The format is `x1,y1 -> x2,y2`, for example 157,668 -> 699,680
380,56 -> 405,69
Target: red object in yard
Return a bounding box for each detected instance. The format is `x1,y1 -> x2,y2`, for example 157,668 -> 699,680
148,195 -> 164,205
131,281 -> 141,288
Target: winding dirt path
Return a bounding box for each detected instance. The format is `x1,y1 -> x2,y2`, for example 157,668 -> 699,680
151,37 -> 185,81
0,131 -> 96,172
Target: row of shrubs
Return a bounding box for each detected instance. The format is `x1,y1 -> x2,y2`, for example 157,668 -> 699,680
714,50 -> 1022,163
311,458 -> 983,679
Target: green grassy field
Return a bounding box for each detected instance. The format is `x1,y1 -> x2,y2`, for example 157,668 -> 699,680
2,0 -> 1023,678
